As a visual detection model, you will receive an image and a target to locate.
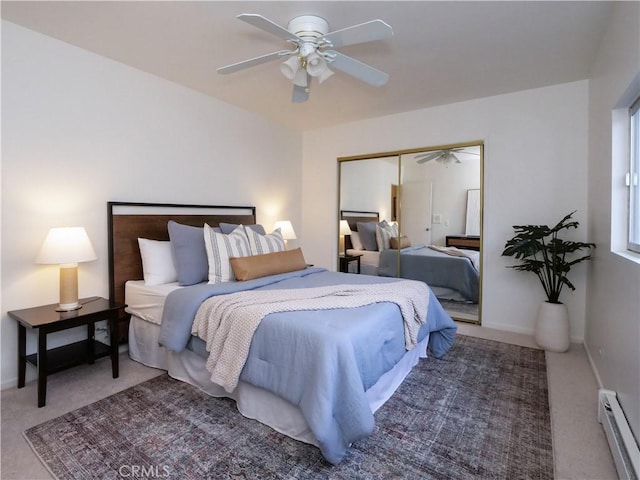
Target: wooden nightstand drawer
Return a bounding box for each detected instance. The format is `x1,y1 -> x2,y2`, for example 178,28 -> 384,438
445,235 -> 480,251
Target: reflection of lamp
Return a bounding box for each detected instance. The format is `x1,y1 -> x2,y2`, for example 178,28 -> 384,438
339,220 -> 352,255
36,227 -> 97,311
273,220 -> 297,249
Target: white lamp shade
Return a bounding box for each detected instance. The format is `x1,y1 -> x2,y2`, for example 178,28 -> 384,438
36,227 -> 97,265
306,53 -> 325,76
317,67 -> 334,84
273,220 -> 297,240
280,56 -> 300,81
339,220 -> 352,236
292,68 -> 308,87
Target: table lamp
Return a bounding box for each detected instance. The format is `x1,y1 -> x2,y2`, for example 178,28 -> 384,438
36,227 -> 97,311
273,220 -> 297,249
339,220 -> 352,255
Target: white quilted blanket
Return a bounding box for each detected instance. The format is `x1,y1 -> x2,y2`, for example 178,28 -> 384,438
428,245 -> 480,270
192,281 -> 430,392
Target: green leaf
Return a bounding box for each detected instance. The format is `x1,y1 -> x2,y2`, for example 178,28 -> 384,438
503,211 -> 595,303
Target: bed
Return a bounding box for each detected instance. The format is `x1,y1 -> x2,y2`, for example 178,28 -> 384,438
341,209 -> 480,302
108,201 -> 457,465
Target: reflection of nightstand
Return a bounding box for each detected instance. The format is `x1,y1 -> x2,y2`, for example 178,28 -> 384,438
8,297 -> 126,407
339,253 -> 363,273
445,235 -> 480,251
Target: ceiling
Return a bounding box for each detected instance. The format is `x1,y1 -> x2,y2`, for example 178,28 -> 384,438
1,1 -> 613,131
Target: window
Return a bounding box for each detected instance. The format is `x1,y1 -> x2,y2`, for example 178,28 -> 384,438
629,97 -> 640,253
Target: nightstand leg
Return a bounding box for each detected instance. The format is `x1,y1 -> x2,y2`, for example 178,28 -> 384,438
17,325 -> 26,388
109,314 -> 119,379
37,330 -> 47,407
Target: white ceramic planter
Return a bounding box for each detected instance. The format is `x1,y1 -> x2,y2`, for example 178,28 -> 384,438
535,301 -> 570,352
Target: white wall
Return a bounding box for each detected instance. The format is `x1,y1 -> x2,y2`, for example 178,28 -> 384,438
303,80 -> 590,339
340,158 -> 397,223
1,22 -> 302,388
402,155 -> 481,246
584,2 -> 640,441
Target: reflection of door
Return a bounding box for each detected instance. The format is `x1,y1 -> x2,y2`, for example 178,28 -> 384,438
402,180 -> 432,245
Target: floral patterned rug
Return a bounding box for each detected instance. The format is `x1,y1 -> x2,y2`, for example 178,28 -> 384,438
24,335 -> 552,480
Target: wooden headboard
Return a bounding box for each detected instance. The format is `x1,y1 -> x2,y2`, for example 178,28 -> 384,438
107,201 -> 256,341
340,210 -> 380,250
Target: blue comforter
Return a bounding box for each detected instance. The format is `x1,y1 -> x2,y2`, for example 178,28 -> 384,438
379,245 -> 479,302
159,268 -> 456,464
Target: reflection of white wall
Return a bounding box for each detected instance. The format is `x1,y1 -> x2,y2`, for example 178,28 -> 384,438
402,155 -> 480,246
340,158 -> 397,222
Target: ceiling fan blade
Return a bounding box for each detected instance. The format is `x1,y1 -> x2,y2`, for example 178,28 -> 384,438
292,83 -> 309,103
416,152 -> 442,164
237,14 -> 300,42
324,51 -> 389,87
322,19 -> 393,49
450,147 -> 480,156
217,50 -> 293,75
292,72 -> 311,102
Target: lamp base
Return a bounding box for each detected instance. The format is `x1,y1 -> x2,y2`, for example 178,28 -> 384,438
55,303 -> 82,312
58,264 -> 80,312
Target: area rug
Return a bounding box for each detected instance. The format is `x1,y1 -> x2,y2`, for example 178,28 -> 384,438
24,335 -> 553,480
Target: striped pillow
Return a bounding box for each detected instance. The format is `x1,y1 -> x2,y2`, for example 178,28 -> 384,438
246,227 -> 285,255
203,224 -> 251,284
375,221 -> 399,250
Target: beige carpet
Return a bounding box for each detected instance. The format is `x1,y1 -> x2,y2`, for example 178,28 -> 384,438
1,324 -> 617,479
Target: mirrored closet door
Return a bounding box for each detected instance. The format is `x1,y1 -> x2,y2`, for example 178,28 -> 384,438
338,142 -> 483,324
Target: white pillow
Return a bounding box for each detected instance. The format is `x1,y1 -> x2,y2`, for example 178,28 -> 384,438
203,224 -> 251,284
349,231 -> 364,250
245,227 -> 285,255
138,238 -> 178,286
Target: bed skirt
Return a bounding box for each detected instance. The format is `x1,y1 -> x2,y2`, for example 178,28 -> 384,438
128,315 -> 430,448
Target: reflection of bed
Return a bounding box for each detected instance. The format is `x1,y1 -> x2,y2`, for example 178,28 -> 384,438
379,246 -> 479,302
340,209 -> 479,302
109,202 -> 457,465
340,210 -> 382,275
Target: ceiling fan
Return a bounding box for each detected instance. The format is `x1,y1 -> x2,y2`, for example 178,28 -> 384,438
217,14 -> 393,103
415,148 -> 480,165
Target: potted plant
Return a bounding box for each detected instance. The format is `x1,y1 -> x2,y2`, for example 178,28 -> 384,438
502,211 -> 595,351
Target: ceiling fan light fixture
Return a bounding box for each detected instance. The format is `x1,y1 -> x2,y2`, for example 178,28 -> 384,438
280,55 -> 300,80
317,67 -> 334,84
306,52 -> 327,76
292,68 -> 308,87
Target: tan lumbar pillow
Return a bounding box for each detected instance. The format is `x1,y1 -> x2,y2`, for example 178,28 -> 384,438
230,248 -> 307,281
389,236 -> 412,249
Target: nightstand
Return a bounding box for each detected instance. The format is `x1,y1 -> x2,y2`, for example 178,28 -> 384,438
8,296 -> 126,407
339,253 -> 363,273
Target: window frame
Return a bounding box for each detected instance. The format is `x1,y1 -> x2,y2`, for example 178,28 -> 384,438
628,96 -> 640,253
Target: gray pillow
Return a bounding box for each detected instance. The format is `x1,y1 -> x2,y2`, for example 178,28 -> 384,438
219,223 -> 266,235
167,221 -> 220,286
356,222 -> 379,251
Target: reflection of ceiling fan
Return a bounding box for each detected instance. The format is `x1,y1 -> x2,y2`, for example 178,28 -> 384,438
217,14 -> 393,103
415,148 -> 480,165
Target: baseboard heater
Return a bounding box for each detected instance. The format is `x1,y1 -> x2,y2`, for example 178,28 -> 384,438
598,389 -> 640,480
